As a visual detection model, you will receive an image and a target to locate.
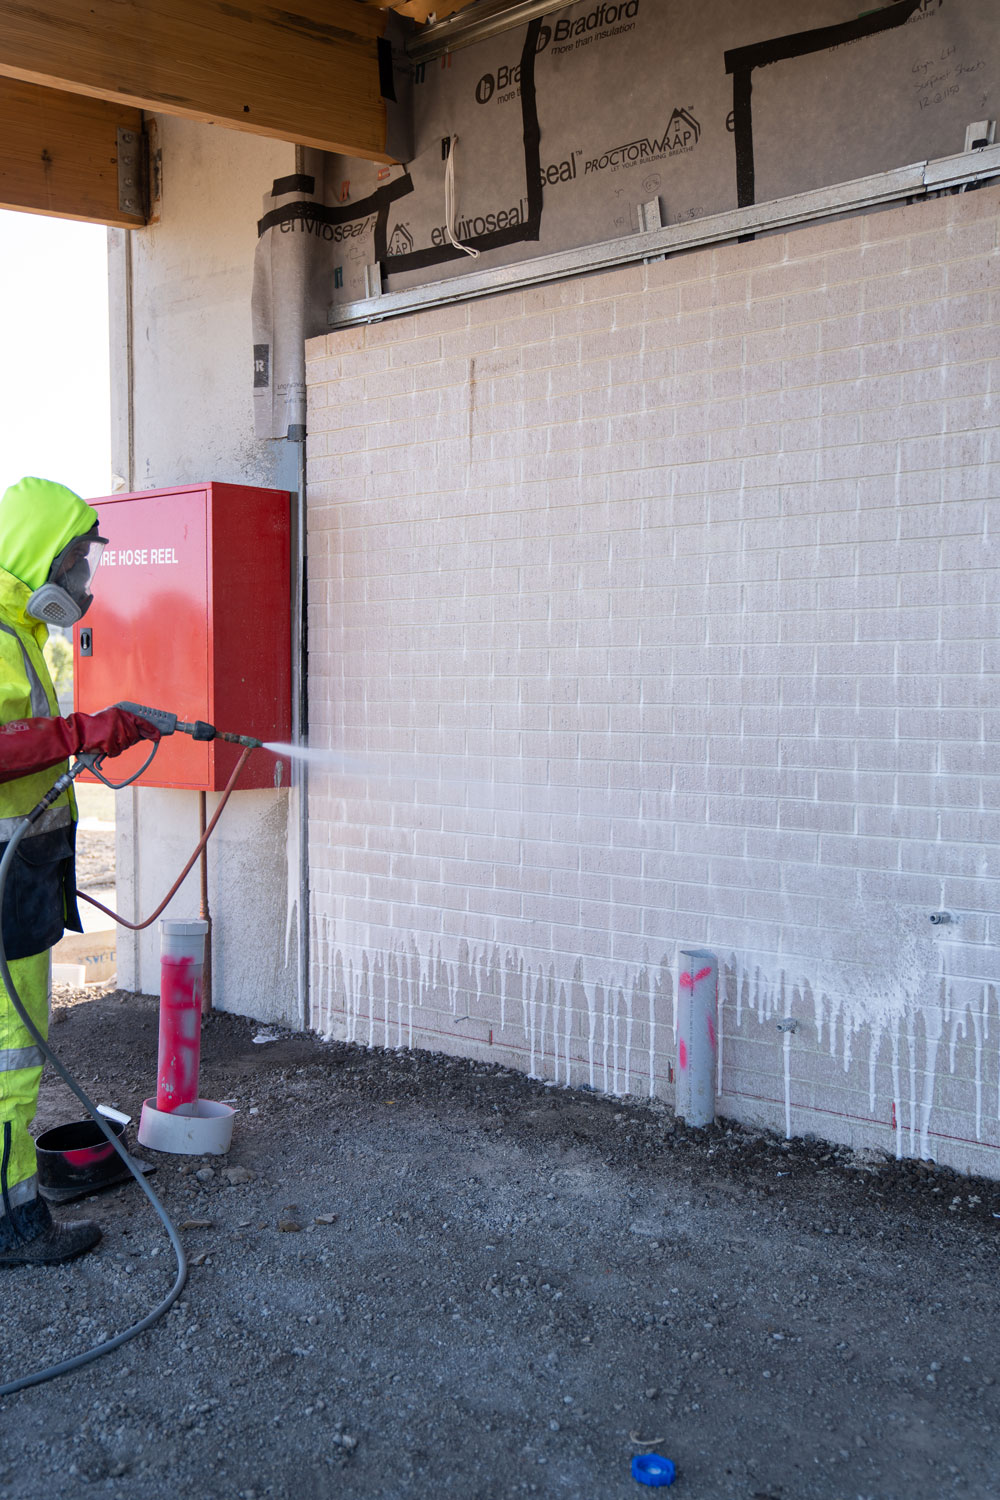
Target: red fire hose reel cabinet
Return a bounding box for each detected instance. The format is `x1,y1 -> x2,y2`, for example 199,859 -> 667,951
73,482 -> 292,790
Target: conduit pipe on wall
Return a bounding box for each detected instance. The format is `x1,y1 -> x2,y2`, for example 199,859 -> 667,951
198,790 -> 212,1012
287,135 -> 311,1032
293,430 -> 310,1030
676,949 -> 718,1129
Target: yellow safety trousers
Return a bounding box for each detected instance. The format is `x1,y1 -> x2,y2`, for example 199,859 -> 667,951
0,950 -> 49,1214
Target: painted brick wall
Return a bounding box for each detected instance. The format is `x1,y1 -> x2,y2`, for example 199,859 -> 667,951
305,185 -> 1000,1176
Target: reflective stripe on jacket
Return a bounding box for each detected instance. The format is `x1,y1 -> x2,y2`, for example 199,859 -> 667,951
0,559 -> 83,959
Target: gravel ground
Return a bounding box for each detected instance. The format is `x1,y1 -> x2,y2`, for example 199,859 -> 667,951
74,830 -> 115,891
2,983 -> 998,1500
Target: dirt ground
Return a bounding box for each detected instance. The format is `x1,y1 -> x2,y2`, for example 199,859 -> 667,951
1,974 -> 998,1500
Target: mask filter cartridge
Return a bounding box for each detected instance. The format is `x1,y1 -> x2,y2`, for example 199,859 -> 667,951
24,582 -> 86,627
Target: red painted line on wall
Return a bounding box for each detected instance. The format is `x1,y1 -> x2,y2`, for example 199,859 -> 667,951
721,1084 -> 991,1150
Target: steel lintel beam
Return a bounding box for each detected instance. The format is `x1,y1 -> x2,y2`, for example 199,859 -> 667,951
329,144 -> 1000,328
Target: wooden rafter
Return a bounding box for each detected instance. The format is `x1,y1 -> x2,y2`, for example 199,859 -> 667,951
0,0 -> 396,162
0,78 -> 146,226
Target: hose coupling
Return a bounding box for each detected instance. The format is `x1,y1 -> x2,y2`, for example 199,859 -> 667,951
177,720 -> 217,741
27,767 -> 80,822
218,731 -> 264,750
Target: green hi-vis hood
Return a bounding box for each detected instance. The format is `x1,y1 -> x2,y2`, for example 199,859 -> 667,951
0,476 -> 98,591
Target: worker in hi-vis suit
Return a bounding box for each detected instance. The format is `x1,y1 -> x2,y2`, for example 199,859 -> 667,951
0,477 -> 159,1266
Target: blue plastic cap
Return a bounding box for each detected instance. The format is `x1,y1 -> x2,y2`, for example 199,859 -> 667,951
631,1452 -> 677,1487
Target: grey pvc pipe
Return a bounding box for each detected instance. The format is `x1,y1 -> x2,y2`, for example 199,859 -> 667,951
675,949 -> 718,1128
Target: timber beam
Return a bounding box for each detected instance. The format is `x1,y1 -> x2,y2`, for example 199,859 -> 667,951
0,0 -> 395,163
0,79 -> 146,227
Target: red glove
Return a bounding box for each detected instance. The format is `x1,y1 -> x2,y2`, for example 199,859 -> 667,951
0,709 -> 161,784
69,708 -> 162,759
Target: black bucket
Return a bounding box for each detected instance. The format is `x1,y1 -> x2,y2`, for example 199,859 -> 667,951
35,1116 -> 154,1205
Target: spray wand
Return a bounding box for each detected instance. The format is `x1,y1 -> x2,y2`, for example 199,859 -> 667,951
77,701 -> 263,791
116,701 -> 264,750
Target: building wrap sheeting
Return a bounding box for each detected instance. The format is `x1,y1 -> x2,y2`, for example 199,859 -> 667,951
252,0 -> 997,437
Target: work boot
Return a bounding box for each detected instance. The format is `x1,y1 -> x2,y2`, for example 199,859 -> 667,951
0,1194 -> 101,1266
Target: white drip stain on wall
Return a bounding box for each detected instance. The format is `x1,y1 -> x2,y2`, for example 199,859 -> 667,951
307,894 -> 998,1164
724,901 -> 996,1160
313,928 -> 671,1100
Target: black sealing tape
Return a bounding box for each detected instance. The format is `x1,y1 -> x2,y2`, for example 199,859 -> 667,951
724,0 -> 921,208
377,37 -> 397,103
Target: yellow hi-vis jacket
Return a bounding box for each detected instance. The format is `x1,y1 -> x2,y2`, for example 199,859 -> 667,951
0,477 -> 95,957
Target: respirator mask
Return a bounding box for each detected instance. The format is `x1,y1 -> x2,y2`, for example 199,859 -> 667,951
26,524 -> 107,627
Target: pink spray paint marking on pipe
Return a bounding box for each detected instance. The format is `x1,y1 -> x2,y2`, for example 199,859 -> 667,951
675,950 -> 718,1128
156,953 -> 203,1114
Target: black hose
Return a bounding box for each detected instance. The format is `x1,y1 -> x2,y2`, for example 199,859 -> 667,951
0,789 -> 187,1399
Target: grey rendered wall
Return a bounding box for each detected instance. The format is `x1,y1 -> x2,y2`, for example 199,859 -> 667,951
108,115 -> 301,1023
